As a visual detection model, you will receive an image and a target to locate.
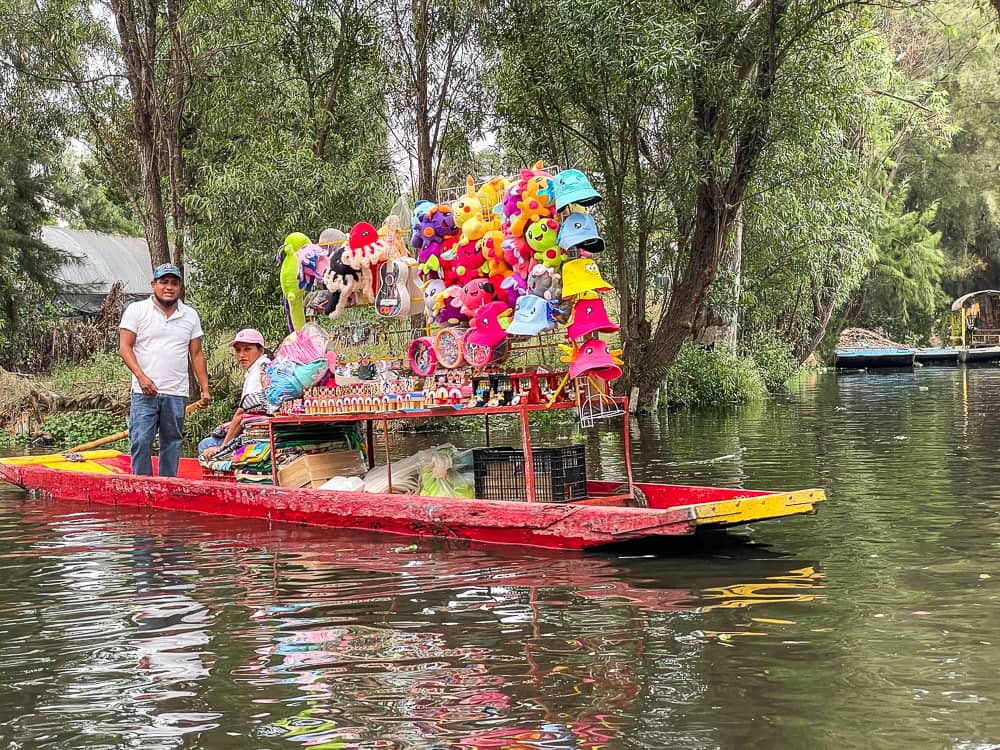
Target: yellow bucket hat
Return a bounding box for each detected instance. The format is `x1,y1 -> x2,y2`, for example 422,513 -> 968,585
560,258 -> 613,298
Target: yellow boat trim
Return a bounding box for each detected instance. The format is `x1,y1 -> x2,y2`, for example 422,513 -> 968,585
1,449 -> 123,466
1,450 -> 124,474
684,488 -> 826,526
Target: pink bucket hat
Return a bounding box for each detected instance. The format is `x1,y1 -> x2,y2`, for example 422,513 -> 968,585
568,339 -> 623,382
228,328 -> 265,347
466,301 -> 512,347
567,297 -> 619,340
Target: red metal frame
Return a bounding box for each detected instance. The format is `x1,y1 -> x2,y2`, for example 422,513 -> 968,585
266,398 -> 634,503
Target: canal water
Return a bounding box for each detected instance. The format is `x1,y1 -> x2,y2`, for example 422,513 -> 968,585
0,368 -> 997,749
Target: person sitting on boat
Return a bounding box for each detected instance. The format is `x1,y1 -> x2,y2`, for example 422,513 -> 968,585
199,329 -> 271,459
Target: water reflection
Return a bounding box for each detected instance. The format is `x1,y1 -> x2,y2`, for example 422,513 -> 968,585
0,492 -> 822,749
2,368 -> 999,747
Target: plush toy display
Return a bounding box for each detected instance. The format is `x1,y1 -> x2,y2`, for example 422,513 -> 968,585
271,163 -> 617,422
322,246 -> 363,319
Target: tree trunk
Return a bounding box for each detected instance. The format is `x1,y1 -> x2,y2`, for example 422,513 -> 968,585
412,0 -> 434,199
693,204 -> 742,348
111,0 -> 171,268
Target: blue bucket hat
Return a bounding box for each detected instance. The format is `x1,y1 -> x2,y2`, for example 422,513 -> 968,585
557,211 -> 605,253
554,169 -> 602,211
152,263 -> 183,281
505,294 -> 554,336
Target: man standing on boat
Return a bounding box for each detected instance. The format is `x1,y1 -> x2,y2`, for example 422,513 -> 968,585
119,263 -> 211,477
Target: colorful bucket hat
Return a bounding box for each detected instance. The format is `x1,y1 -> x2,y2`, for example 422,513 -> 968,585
554,169 -> 602,211
557,211 -> 605,254
466,301 -> 512,347
567,339 -> 623,382
561,258 -> 613,298
506,294 -> 554,337
567,297 -> 619,340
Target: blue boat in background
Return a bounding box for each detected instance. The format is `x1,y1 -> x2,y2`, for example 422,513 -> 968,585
834,347 -> 916,369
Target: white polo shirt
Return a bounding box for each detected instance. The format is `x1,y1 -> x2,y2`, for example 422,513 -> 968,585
120,297 -> 204,397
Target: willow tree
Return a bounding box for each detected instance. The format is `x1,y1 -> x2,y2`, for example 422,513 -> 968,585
379,0 -> 488,199
182,0 -> 396,339
494,0 -> 925,405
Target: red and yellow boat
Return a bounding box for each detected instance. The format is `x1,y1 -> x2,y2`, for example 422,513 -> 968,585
0,402 -> 824,551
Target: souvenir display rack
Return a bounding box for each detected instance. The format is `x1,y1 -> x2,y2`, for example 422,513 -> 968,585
266,395 -> 635,503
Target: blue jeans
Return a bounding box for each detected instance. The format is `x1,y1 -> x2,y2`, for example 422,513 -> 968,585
130,393 -> 187,477
197,434 -> 225,456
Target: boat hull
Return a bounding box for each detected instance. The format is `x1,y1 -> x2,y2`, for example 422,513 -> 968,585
834,348 -> 915,369
0,454 -> 825,550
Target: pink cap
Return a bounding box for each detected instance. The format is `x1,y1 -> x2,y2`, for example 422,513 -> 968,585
227,328 -> 265,347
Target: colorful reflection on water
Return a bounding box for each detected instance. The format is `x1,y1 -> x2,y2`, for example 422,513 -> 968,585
1,368 -> 999,748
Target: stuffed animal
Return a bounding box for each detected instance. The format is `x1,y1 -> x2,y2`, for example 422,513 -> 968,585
454,176 -> 488,244
525,218 -> 567,270
410,200 -> 435,252
527,264 -> 562,301
479,230 -> 511,278
323,246 -> 363,319
445,239 -> 488,286
278,232 -> 311,331
459,278 -> 496,317
499,272 -> 527,308
502,234 -> 533,277
422,278 -> 446,321
477,177 -> 508,233
344,221 -> 389,302
296,243 -> 330,293
432,284 -> 470,327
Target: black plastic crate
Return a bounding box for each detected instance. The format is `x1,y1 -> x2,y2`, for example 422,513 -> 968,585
472,444 -> 587,503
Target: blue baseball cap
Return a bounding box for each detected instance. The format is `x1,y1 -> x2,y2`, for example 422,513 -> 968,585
152,263 -> 183,281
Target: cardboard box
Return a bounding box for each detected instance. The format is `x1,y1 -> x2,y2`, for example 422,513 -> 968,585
278,450 -> 367,488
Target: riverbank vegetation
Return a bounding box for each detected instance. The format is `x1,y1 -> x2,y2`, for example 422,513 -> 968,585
1,0 -> 997,420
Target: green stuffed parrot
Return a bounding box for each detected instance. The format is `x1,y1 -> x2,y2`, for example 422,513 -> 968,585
278,232 -> 311,331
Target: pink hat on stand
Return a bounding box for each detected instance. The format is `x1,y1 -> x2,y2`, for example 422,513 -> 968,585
228,328 -> 266,347
466,301 -> 512,347
567,297 -> 619,340
568,339 -> 623,382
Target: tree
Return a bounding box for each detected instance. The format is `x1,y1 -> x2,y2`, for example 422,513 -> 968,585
380,0 -> 487,199
495,0 -> 916,405
182,0 -> 396,339
0,19 -> 70,366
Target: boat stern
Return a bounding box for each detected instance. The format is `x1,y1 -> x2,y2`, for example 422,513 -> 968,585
684,488 -> 826,528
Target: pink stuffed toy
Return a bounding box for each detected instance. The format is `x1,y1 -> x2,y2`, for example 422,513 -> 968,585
444,239 -> 488,286
459,278 -> 497,317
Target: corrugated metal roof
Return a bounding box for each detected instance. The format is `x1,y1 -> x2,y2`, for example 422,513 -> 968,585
43,226 -> 154,295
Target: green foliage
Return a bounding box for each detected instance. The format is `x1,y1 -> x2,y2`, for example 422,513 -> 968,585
31,410 -> 126,450
743,335 -> 801,392
857,193 -> 947,343
45,352 -> 129,392
664,344 -> 766,408
51,151 -> 142,235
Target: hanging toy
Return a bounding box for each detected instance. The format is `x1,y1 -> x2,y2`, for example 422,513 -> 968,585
278,232 -> 311,331
453,176 -> 488,244
458,278 -> 497,318
322,246 -> 363,319
525,218 -> 567,270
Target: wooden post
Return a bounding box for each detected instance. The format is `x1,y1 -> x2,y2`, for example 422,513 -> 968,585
519,402 -> 536,502
383,418 -> 392,493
